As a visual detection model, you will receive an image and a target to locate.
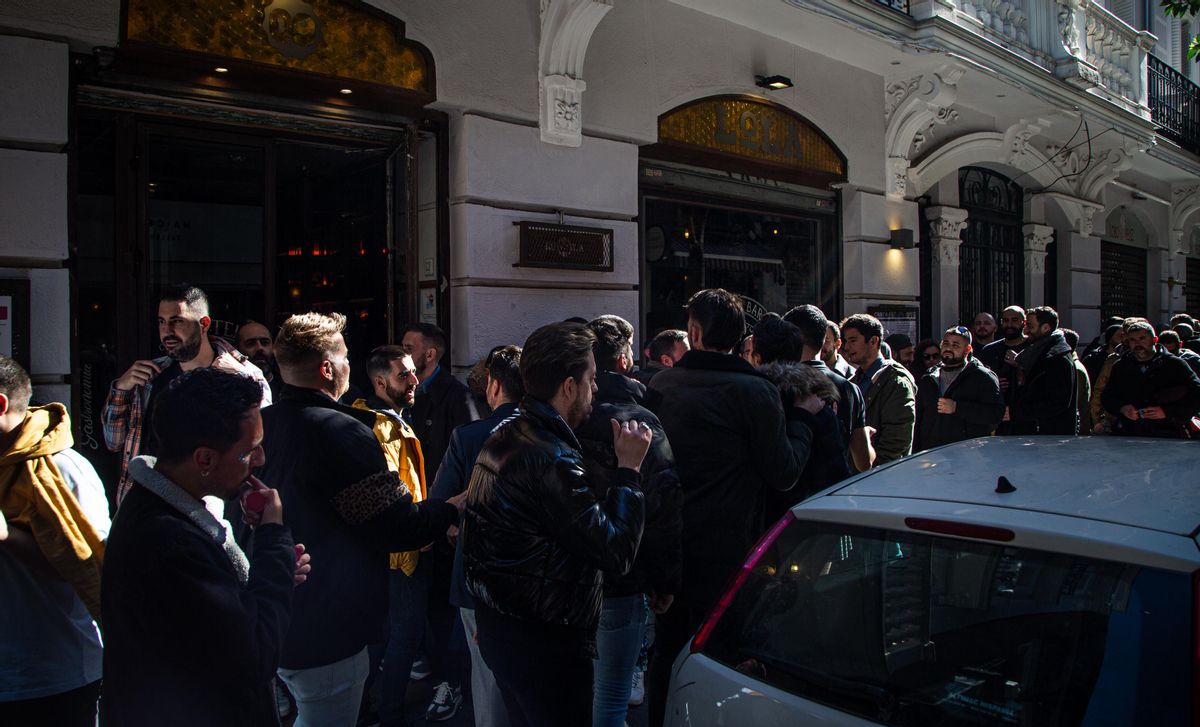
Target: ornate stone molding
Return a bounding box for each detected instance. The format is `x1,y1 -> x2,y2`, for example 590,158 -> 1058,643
539,0 -> 613,147
1022,223 -> 1054,274
1169,184 -> 1200,254
1077,140 -> 1141,200
884,66 -> 965,199
1056,0 -> 1082,56
925,205 -> 968,266
1003,118 -> 1050,167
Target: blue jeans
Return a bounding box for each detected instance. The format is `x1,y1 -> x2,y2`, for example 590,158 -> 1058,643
278,646 -> 370,727
592,594 -> 647,727
380,558 -> 430,726
460,608 -> 510,727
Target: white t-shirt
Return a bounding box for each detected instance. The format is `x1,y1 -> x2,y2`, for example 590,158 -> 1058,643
0,448 -> 110,701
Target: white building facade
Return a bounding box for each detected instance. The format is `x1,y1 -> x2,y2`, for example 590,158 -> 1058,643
2,0 -> 1199,490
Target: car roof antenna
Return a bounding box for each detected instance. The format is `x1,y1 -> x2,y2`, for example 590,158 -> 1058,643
996,476 -> 1017,494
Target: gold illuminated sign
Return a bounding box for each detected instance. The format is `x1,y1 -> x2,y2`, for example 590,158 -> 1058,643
124,0 -> 430,96
654,96 -> 846,185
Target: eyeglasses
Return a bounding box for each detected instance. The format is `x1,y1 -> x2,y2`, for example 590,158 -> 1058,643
950,326 -> 970,336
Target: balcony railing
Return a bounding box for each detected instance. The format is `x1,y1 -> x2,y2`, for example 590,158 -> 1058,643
873,0 -> 911,14
1148,54 -> 1200,154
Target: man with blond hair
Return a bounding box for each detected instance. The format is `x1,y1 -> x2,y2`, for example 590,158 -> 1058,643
259,312 -> 465,726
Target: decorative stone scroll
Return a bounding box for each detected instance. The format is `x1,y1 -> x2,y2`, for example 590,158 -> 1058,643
539,0 -> 613,147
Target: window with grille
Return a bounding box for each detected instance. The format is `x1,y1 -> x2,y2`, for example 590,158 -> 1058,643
958,168 -> 1024,323
1100,241 -> 1147,320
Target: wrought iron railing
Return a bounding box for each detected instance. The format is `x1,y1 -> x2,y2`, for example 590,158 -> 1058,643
1148,54 -> 1200,155
873,0 -> 910,15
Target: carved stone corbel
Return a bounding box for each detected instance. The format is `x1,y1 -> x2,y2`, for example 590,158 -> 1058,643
1169,184 -> 1200,255
1022,223 -> 1054,274
884,66 -> 965,199
539,0 -> 613,147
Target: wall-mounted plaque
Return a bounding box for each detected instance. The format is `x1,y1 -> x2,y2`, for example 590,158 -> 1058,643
0,279 -> 31,372
514,222 -> 614,272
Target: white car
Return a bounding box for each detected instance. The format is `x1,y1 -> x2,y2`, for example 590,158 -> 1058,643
664,436 -> 1198,726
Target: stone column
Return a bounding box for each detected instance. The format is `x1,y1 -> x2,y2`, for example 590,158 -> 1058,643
925,206 -> 968,335
1022,223 -> 1053,308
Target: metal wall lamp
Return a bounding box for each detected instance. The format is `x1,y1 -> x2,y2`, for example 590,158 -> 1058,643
755,75 -> 793,90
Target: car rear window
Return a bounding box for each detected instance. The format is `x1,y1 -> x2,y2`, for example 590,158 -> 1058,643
702,519 -> 1192,726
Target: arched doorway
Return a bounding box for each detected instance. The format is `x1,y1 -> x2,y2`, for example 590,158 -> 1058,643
958,167 -> 1024,319
639,96 -> 847,336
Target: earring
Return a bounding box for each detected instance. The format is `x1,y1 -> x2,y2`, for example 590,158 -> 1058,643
200,470 -> 210,478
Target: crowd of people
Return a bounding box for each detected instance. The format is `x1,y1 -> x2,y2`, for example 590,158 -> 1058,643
3,281 -> 1200,727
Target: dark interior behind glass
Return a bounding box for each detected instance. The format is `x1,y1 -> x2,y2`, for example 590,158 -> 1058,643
703,520 -> 1191,726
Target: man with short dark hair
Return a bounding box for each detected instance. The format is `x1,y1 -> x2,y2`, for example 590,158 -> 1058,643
822,320 -> 853,377
236,320 -> 281,401
1172,319 -> 1200,355
0,356 -> 109,726
914,327 -> 1003,451
977,305 -> 1030,434
1160,329 -> 1200,377
102,368 -> 308,726
1009,306 -> 1078,435
401,323 -> 479,720
843,314 -> 917,464
634,329 -> 689,387
645,289 -> 813,725
104,284 -> 269,504
578,316 -> 681,727
884,333 -> 915,370
430,345 -> 524,727
1102,321 -> 1200,438
262,313 -> 463,726
785,304 -> 875,473
1061,328 -> 1094,433
463,322 -> 651,726
973,312 -> 998,348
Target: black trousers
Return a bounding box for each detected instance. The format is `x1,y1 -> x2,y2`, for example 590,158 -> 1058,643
476,608 -> 593,727
0,680 -> 101,727
647,601 -> 705,727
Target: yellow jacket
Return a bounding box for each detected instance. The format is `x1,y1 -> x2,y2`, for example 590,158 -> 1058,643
352,400 -> 426,575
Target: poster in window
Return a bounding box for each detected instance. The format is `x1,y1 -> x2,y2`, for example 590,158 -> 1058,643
868,305 -> 919,345
0,280 -> 31,371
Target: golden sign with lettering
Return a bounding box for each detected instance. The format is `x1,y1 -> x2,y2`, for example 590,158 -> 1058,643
125,0 -> 430,95
656,96 -> 846,184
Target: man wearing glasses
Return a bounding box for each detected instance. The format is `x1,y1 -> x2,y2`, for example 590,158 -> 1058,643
914,327 -> 1004,452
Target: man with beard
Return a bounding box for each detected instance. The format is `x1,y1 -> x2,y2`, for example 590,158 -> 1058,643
462,322 -> 651,726
401,322 -> 479,721
914,327 -> 1003,451
1102,321 -> 1200,438
972,312 -> 998,348
261,313 -> 464,726
843,314 -> 917,465
352,346 -> 435,727
822,321 -> 854,378
236,320 -> 281,402
104,284 -> 269,505
976,305 -> 1029,433
1009,306 -> 1078,436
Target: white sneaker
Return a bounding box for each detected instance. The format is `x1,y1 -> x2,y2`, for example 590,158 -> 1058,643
629,670 -> 645,706
425,681 -> 463,722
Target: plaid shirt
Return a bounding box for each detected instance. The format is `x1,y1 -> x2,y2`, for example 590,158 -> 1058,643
103,337 -> 270,504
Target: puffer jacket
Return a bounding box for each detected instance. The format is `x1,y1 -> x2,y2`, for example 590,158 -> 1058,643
1011,330 -> 1078,435
576,370 -> 682,600
462,397 -> 644,638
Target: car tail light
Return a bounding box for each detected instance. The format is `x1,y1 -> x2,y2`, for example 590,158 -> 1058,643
904,517 -> 1015,542
691,511 -> 795,654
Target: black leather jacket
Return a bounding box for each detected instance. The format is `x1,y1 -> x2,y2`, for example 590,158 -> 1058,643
462,397 -> 645,637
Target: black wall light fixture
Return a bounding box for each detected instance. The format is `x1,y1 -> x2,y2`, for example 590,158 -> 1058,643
890,228 -> 915,250
755,75 -> 793,90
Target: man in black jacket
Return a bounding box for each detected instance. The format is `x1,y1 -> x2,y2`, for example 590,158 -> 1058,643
977,305 -> 1029,433
462,322 -> 651,727
645,288 -> 812,727
260,312 -> 462,726
102,368 -> 308,727
1010,306 -> 1078,435
1102,321 -> 1200,438
915,327 -> 1004,451
577,315 -> 683,727
429,344 -> 524,727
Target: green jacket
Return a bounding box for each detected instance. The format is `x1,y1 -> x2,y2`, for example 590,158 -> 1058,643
862,359 -> 917,465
